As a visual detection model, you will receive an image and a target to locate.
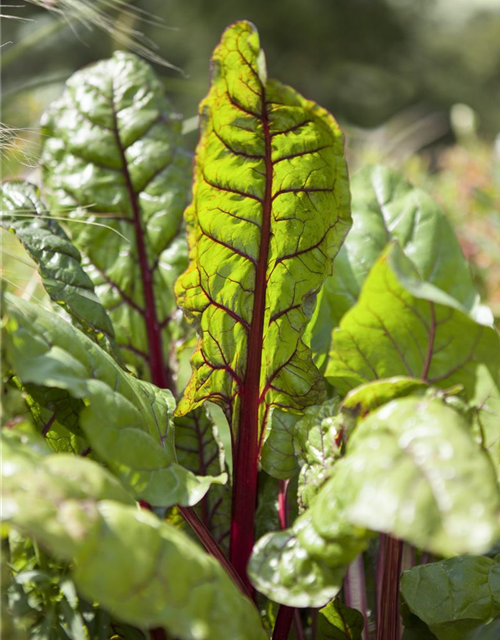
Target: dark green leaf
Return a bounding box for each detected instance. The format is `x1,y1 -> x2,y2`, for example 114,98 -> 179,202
401,556 -> 500,640
317,599 -> 364,640
0,181 -> 116,349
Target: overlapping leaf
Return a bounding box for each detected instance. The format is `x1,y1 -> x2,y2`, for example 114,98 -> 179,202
175,20 -> 351,441
311,397 -> 500,557
317,599 -> 364,640
3,294 -> 225,507
2,430 -> 267,640
0,181 -> 115,347
41,51 -> 191,387
250,396 -> 500,606
400,556 -> 500,640
326,243 -> 500,471
294,398 -> 342,511
308,165 -> 482,367
175,409 -> 231,549
260,408 -> 301,479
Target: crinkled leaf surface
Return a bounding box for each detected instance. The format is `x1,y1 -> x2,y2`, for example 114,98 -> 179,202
175,20 -> 351,443
312,397 -> 500,556
316,164 -> 480,329
400,556 -> 500,640
326,244 -> 500,472
250,396 -> 500,606
294,398 -> 341,511
317,598 -> 364,640
0,181 -> 115,347
3,295 -> 225,507
2,431 -> 267,640
41,51 -> 191,387
250,483 -> 369,607
248,525 -> 350,608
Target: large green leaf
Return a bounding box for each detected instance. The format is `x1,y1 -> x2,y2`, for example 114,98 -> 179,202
325,243 -> 500,472
317,599 -> 364,640
2,430 -> 267,640
250,396 -> 500,606
319,165 -> 479,325
3,295 -> 225,507
312,396 -> 500,557
174,20 -> 351,442
400,556 -> 500,640
41,51 -> 191,388
0,181 -> 115,348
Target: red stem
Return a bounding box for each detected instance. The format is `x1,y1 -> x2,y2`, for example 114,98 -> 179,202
111,93 -> 249,600
110,92 -> 170,390
344,555 -> 369,640
178,506 -> 250,598
272,605 -> 294,640
229,84 -> 273,589
376,535 -> 403,640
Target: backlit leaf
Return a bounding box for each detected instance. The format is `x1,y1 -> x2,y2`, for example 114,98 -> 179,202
41,51 -> 191,388
325,243 -> 500,472
175,20 -> 351,443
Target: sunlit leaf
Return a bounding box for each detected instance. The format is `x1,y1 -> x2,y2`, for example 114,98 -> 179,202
2,430 -> 267,640
326,243 -> 500,473
175,20 -> 351,442
41,51 -> 191,388
3,295 -> 225,507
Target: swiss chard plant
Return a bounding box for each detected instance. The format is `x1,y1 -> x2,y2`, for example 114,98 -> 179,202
2,19 -> 500,640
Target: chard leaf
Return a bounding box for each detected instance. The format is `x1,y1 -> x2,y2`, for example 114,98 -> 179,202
325,243 -> 500,472
2,431 -> 267,640
174,20 -> 351,441
341,377 -> 427,416
317,599 -> 364,640
175,409 -> 231,549
250,396 -> 500,606
319,164 -> 480,327
294,398 -> 341,511
312,397 -> 500,556
400,556 -> 500,640
260,408 -> 301,479
3,295 -> 226,507
248,526 -> 349,608
41,51 -> 191,388
0,181 -> 115,349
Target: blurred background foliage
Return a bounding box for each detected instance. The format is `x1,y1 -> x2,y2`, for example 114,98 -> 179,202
1,0 -> 500,317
